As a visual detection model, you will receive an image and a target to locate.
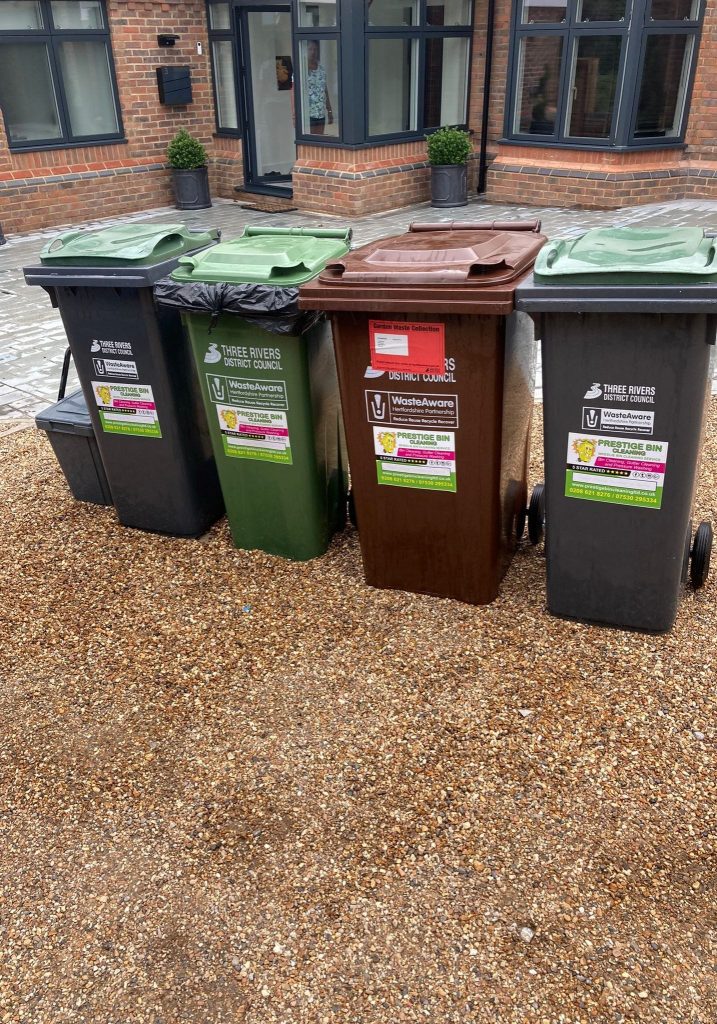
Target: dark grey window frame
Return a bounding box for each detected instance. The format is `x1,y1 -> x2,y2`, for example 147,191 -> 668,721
207,0 -> 346,145
0,0 -> 124,152
363,0 -> 474,144
503,0 -> 705,150
627,19 -> 701,146
207,1 -> 242,136
293,2 -> 344,145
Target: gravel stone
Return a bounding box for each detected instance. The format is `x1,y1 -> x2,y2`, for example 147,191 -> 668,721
0,400 -> 716,1023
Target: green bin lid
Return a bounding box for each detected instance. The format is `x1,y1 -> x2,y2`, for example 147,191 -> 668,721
534,226 -> 717,282
170,225 -> 352,286
40,222 -> 219,266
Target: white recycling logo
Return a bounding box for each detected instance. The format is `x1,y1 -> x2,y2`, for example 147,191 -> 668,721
369,392 -> 386,419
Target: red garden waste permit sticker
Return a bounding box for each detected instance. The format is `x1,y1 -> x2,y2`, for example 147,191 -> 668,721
369,320 -> 445,374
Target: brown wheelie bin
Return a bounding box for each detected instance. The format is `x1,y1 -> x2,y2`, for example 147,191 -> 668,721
298,221 -> 546,605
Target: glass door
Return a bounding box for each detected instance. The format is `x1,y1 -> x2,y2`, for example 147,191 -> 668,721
237,5 -> 295,192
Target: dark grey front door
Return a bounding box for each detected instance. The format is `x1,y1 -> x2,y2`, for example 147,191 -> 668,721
237,5 -> 295,193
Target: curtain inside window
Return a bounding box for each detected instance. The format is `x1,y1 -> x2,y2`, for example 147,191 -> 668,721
0,42 -> 62,141
212,39 -> 238,129
57,39 -> 119,136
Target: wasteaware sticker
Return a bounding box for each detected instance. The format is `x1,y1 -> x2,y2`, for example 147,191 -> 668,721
217,404 -> 292,464
92,381 -> 161,438
565,432 -> 668,509
374,426 -> 456,492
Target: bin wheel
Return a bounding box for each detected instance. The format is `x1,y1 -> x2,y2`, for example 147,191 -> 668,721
527,483 -> 545,546
348,489 -> 357,529
690,521 -> 712,589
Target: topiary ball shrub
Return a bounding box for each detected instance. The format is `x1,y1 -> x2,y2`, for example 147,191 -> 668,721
167,129 -> 208,170
426,127 -> 472,167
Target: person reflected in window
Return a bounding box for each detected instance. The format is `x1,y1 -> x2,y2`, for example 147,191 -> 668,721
275,55 -> 293,91
529,63 -> 557,134
307,39 -> 333,135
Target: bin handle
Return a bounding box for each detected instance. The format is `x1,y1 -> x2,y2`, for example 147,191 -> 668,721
45,229 -> 84,254
188,227 -> 221,243
409,219 -> 542,233
58,346 -> 72,401
175,255 -> 328,282
242,226 -> 352,241
543,245 -> 559,269
177,254 -> 201,273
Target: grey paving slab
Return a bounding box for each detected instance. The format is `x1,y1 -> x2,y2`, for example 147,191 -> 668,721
2,195 -> 717,418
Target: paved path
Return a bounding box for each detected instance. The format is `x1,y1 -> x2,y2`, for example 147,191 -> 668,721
2,196 -> 717,418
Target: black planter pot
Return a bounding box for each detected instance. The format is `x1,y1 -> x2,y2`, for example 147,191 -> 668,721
171,166 -> 212,210
430,163 -> 468,208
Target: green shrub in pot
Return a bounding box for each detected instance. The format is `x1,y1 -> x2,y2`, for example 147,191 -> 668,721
167,129 -> 212,210
426,127 -> 472,208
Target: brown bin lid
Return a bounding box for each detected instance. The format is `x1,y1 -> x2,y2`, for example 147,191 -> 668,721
298,221 -> 547,315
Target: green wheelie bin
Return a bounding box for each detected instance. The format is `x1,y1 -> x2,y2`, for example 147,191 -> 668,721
155,226 -> 351,561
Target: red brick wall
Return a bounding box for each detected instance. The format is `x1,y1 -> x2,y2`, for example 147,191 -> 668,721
0,0 -> 240,234
472,0 -> 512,163
292,142 -> 479,217
212,137 -> 244,199
684,0 -> 717,161
484,143 -> 694,209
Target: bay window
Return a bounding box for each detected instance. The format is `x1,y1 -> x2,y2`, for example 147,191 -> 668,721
365,0 -> 473,141
506,0 -> 704,147
207,0 -> 473,147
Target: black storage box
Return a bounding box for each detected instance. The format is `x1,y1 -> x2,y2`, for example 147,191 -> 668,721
36,389 -> 113,506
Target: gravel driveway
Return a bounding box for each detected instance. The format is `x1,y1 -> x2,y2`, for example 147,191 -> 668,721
1,405 -> 715,1024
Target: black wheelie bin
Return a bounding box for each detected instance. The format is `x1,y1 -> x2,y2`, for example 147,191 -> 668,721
24,223 -> 224,536
517,226 -> 716,631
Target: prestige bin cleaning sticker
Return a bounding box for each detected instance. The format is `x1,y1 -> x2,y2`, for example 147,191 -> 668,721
374,427 -> 456,492
93,381 -> 161,438
565,432 -> 668,509
369,320 -> 445,375
217,405 -> 292,465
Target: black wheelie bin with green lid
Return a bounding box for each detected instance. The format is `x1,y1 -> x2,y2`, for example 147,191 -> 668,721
516,226 -> 717,632
24,223 -> 224,536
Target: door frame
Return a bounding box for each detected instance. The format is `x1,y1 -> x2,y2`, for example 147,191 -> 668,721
234,1 -> 294,196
